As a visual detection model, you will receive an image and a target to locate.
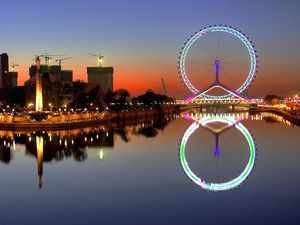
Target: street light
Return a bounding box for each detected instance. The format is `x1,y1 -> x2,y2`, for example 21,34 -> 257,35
28,103 -> 34,111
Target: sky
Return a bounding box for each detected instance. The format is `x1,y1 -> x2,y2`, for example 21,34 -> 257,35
0,0 -> 300,98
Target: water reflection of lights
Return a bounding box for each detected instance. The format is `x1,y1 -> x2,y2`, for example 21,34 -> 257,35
180,115 -> 256,192
99,149 -> 104,161
36,136 -> 44,189
183,111 -> 294,127
183,112 -> 250,122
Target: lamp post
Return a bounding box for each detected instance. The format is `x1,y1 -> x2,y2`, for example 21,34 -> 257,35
48,103 -> 52,111
28,103 -> 34,111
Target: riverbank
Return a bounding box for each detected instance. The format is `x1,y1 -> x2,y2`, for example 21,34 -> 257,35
255,107 -> 300,126
0,106 -> 179,131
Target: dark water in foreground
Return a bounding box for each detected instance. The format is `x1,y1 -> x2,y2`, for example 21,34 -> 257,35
0,110 -> 299,225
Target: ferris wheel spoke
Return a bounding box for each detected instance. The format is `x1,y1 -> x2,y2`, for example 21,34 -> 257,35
197,156 -> 213,171
220,69 -> 234,77
187,56 -> 214,64
222,61 -> 249,65
188,52 -> 213,64
220,68 -> 235,78
221,68 -> 246,83
220,67 -> 245,79
219,44 -> 242,63
220,134 -> 236,146
220,154 -> 241,171
187,62 -> 214,66
186,64 -> 214,71
216,31 -> 221,59
189,41 -> 209,60
196,40 -> 215,62
199,67 -> 215,82
220,67 -> 248,81
215,158 -> 220,182
221,58 -> 249,65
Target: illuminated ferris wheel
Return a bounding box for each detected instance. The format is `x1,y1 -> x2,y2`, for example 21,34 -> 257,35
178,25 -> 258,101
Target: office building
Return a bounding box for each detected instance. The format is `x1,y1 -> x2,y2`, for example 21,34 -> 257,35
87,67 -> 113,93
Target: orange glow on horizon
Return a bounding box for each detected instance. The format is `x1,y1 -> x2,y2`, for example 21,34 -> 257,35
15,62 -> 300,98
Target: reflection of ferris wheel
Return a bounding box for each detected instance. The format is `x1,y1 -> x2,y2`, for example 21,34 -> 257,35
179,25 -> 258,100
179,116 -> 256,191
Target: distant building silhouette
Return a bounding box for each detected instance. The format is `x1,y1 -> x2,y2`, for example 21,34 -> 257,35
24,74 -> 107,110
25,72 -> 69,110
87,67 -> 113,93
29,64 -> 73,84
8,71 -> 18,87
10,86 -> 25,106
0,53 -> 9,89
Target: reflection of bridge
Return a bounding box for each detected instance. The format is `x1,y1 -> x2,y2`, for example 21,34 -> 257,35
183,112 -> 255,122
181,111 -> 295,126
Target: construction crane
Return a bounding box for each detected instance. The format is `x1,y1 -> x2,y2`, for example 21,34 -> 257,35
89,53 -> 104,67
55,57 -> 72,66
161,78 -> 168,96
35,53 -> 65,65
10,63 -> 20,72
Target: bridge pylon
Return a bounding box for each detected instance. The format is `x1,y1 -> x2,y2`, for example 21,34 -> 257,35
184,60 -> 251,104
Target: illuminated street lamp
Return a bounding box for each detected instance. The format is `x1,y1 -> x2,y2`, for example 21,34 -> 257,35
48,103 -> 52,111
28,103 -> 34,110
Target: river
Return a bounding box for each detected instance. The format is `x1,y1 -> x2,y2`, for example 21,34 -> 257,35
0,110 -> 299,225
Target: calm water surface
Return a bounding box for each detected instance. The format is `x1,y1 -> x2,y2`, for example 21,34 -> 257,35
0,110 -> 299,225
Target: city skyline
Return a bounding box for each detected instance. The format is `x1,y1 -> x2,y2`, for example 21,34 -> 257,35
1,0 -> 300,98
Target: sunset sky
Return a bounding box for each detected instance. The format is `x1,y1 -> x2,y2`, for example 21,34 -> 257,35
1,0 -> 299,98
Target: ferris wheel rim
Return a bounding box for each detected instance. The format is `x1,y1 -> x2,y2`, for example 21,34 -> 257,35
179,25 -> 258,99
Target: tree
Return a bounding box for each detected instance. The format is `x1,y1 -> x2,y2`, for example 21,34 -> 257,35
135,89 -> 174,107
264,95 -> 282,105
114,89 -> 130,104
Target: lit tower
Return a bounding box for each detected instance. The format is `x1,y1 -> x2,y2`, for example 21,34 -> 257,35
35,56 -> 43,111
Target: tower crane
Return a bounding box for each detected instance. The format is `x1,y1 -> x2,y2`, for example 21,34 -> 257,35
89,53 -> 104,67
11,63 -> 20,72
55,57 -> 72,66
35,53 -> 65,65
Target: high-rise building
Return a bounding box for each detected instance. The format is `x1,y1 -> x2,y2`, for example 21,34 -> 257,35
0,53 -> 9,89
87,67 -> 113,93
8,72 -> 18,87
